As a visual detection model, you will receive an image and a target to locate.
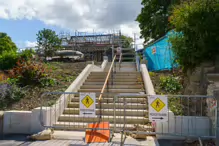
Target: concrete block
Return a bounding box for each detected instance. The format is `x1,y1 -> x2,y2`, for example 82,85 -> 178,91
156,112 -> 211,140
156,111 -> 177,140
3,111 -> 32,134
31,108 -> 46,134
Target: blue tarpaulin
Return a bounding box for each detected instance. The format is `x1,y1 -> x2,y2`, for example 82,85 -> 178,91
144,31 -> 178,71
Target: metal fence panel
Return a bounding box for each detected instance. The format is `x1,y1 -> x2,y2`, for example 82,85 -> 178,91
115,94 -> 217,141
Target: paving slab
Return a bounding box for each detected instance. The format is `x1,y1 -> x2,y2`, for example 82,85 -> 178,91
0,131 -> 160,146
0,134 -> 28,146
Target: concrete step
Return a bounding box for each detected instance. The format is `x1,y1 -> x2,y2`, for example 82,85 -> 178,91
105,64 -> 135,67
122,53 -> 135,55
90,72 -> 140,75
83,81 -> 143,85
87,76 -> 139,79
63,108 -> 148,117
90,73 -> 141,76
78,89 -> 144,93
80,85 -> 143,89
85,78 -> 142,82
72,92 -> 145,98
53,122 -> 152,131
58,115 -> 147,124
68,102 -> 147,109
71,97 -> 147,103
104,67 -> 136,69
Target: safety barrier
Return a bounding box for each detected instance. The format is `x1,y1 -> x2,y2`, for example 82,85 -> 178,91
39,92 -> 217,145
40,92 -> 119,132
114,94 -> 217,145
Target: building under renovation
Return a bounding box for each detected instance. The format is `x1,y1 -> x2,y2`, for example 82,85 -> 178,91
59,30 -> 131,62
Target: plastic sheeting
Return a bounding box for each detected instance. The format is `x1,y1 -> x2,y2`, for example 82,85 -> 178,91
144,33 -> 178,71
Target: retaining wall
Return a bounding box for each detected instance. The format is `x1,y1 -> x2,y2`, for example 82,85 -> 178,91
3,58 -> 108,134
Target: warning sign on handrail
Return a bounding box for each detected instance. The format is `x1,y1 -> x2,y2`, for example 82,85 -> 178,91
80,93 -> 96,117
148,95 -> 168,122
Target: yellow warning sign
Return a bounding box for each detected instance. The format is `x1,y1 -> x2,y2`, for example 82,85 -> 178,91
150,98 -> 165,112
82,95 -> 94,108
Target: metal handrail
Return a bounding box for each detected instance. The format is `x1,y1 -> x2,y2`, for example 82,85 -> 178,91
119,53 -> 122,70
98,55 -> 117,102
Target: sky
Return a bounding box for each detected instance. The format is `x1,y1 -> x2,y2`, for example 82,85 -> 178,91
0,0 -> 144,50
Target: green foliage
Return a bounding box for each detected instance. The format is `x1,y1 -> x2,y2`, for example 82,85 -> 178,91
0,51 -> 19,70
39,77 -> 57,87
136,0 -> 180,42
159,75 -> 182,93
149,72 -> 155,77
7,78 -> 19,85
8,59 -> 48,86
0,33 -> 17,54
0,33 -> 19,70
36,28 -> 62,58
168,97 -> 183,115
121,35 -> 133,48
169,0 -> 219,70
19,48 -> 35,61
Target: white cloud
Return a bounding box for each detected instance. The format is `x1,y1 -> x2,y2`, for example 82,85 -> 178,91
25,41 -> 37,48
0,0 -> 144,47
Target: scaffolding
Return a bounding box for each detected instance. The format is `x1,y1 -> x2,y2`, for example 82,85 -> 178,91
59,30 -> 122,61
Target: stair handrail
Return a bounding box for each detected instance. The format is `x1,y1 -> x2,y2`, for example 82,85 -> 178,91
119,53 -> 122,70
98,55 -> 117,102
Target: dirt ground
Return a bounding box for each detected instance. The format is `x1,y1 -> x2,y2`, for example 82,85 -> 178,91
5,61 -> 100,111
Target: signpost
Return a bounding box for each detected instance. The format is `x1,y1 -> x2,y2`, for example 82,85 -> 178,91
148,95 -> 168,122
80,93 -> 96,117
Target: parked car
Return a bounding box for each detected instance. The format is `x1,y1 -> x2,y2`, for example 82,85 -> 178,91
37,50 -> 84,62
52,50 -> 84,62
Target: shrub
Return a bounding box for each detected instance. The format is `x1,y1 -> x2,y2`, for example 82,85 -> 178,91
19,48 -> 35,61
169,0 -> 219,70
8,59 -> 48,86
0,51 -> 18,70
0,83 -> 25,109
6,78 -> 19,85
159,75 -> 182,93
39,77 -> 57,87
0,72 -> 8,82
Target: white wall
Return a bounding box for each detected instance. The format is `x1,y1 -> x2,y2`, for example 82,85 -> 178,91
156,114 -> 211,140
3,111 -> 32,134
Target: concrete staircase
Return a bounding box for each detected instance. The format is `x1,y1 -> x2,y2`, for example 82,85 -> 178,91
53,62 -> 149,131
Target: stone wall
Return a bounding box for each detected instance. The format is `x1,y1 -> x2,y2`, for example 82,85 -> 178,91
184,62 -> 215,95
184,62 -> 216,116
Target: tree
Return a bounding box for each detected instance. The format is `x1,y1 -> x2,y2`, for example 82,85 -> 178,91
169,0 -> 219,70
121,35 -> 133,48
36,28 -> 61,58
0,32 -> 17,54
0,33 -> 18,70
136,0 -> 180,42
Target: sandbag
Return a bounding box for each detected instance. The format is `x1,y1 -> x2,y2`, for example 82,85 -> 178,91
27,128 -> 54,140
